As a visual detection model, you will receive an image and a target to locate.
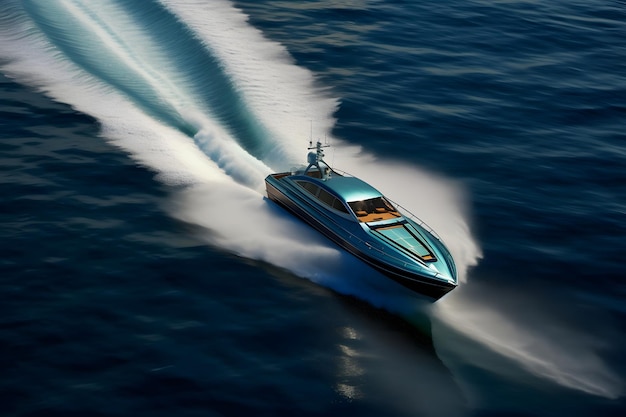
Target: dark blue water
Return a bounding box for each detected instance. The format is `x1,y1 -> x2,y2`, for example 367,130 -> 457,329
1,1 -> 625,416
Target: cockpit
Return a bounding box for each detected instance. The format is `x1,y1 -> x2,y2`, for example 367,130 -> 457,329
348,197 -> 401,222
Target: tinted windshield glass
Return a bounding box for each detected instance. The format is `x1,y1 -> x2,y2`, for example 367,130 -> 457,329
348,197 -> 400,222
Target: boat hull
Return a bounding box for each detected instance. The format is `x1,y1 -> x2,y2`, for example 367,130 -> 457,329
266,176 -> 456,300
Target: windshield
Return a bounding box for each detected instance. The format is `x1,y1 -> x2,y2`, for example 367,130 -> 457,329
348,197 -> 400,222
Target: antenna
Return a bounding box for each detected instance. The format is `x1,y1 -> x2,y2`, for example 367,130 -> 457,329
309,120 -> 313,148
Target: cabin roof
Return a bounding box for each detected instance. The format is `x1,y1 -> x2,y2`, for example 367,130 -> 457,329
322,176 -> 382,202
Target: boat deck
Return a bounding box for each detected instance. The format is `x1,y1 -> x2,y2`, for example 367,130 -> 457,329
353,209 -> 401,223
269,172 -> 291,180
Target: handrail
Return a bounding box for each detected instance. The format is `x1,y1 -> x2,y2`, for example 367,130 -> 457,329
385,198 -> 443,242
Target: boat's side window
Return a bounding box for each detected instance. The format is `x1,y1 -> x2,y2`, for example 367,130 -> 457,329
332,199 -> 349,214
318,189 -> 335,207
319,189 -> 349,214
296,180 -> 349,214
297,180 -> 319,196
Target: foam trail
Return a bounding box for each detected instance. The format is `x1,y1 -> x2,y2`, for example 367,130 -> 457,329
0,0 -> 484,310
431,286 -> 624,401
171,181 -> 341,276
158,0 -> 340,168
2,0 -> 274,186
169,181 -> 433,315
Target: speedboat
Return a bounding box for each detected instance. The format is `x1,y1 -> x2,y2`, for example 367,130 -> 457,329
265,141 -> 457,300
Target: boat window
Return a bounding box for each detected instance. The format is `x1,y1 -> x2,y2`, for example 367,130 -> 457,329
332,199 -> 349,214
296,180 -> 319,196
348,197 -> 400,222
296,180 -> 349,214
318,189 -> 335,207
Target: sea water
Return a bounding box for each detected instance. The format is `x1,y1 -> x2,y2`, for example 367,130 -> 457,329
1,1 -> 624,416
